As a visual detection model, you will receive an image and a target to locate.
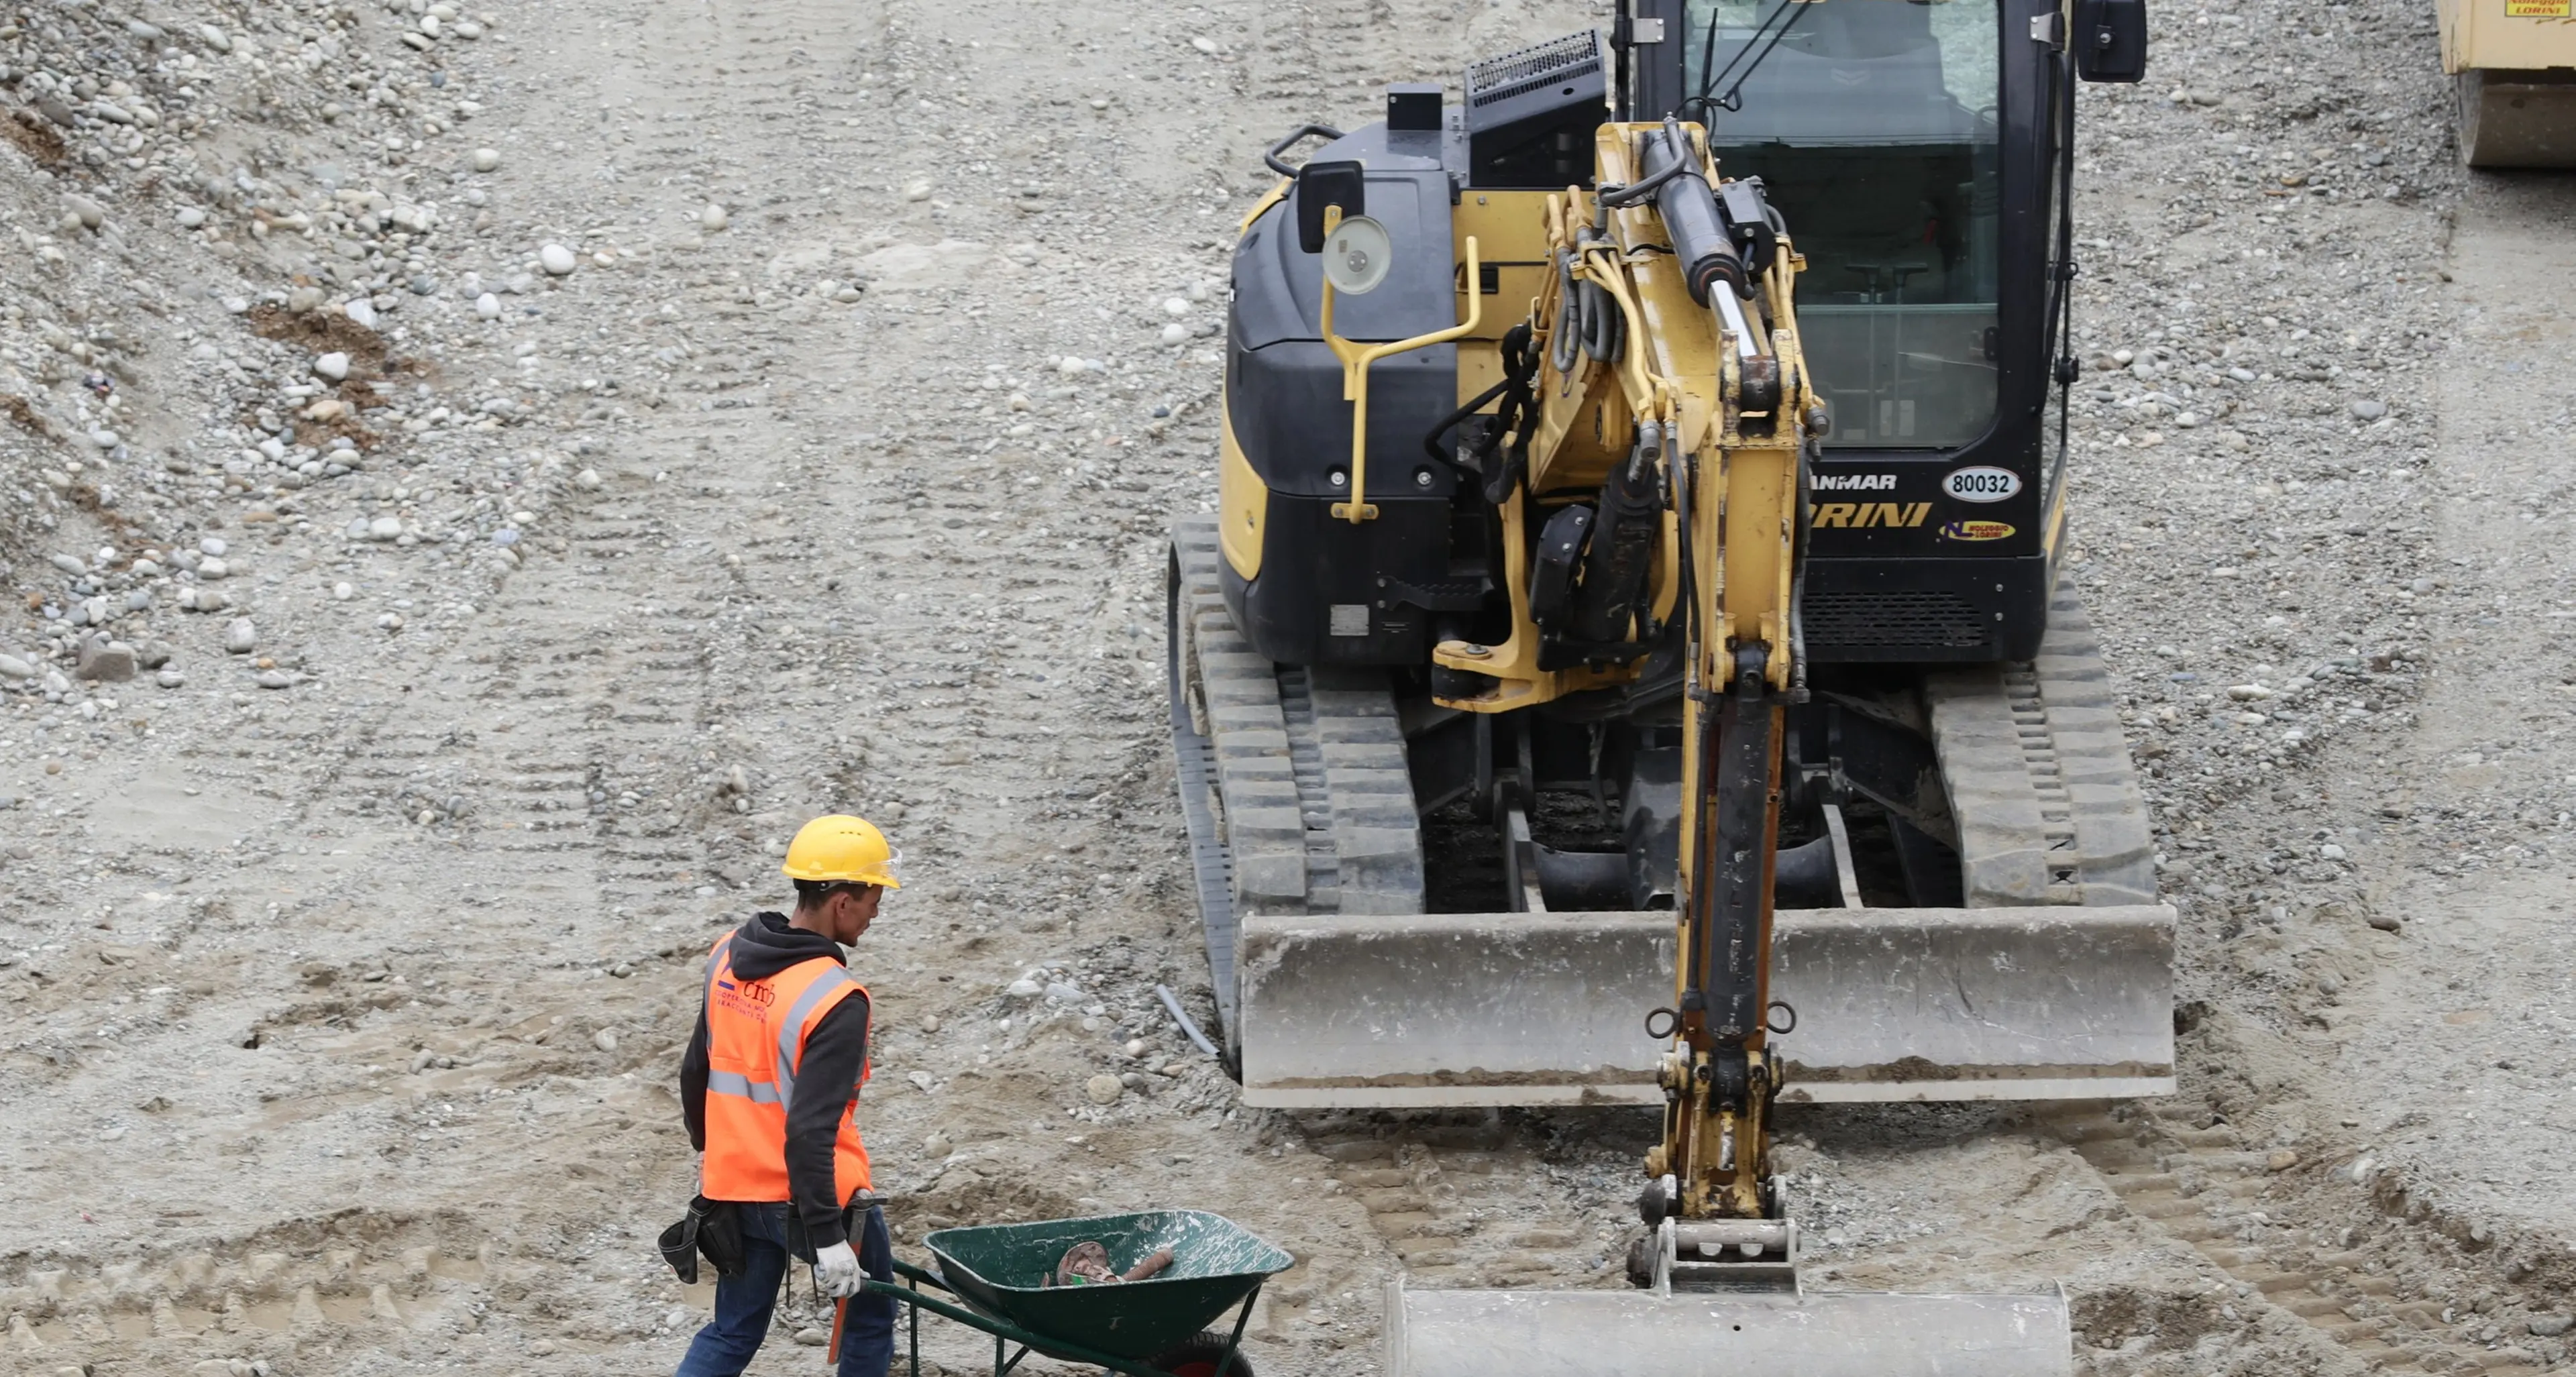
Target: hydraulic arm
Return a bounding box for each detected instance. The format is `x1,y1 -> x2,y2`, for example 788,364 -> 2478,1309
1430,118 -> 1815,1272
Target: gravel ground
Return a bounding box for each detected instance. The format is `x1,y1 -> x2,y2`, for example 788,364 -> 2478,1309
2,0 -> 2571,1374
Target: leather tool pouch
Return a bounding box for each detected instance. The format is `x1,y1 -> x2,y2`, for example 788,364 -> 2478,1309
659,1196 -> 746,1282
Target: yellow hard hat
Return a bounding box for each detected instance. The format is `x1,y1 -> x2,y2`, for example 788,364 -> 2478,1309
782,814 -> 903,889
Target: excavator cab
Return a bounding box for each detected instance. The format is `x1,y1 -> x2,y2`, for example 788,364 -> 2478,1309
1633,0 -> 2146,661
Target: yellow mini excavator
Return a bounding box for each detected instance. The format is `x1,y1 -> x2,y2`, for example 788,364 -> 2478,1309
1168,2 -> 2168,1370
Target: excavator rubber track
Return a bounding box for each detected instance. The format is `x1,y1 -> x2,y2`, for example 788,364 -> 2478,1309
1171,520 -> 2174,1105
1167,516 -> 1426,1046
1931,579 -> 2158,909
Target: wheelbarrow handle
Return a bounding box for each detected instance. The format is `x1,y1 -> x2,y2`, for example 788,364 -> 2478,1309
890,1256 -> 949,1290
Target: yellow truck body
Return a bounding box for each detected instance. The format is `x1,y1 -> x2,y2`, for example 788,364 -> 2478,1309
2438,0 -> 2576,164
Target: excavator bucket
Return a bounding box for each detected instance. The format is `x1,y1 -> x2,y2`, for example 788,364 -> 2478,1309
1386,1279 -> 2070,1377
1235,904 -> 2175,1109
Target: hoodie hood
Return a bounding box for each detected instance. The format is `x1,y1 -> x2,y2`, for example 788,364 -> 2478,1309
725,911 -> 847,982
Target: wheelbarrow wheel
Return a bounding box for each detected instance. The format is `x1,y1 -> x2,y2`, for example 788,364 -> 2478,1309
1144,1329 -> 1254,1377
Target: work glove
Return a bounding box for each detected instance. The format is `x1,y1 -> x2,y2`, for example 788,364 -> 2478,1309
812,1241 -> 863,1299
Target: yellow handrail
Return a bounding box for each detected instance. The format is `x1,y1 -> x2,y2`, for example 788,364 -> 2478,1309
1318,230 -> 1485,522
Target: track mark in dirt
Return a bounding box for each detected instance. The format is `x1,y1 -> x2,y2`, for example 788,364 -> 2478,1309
2047,1107 -> 2545,1376
2,1210 -> 496,1355
471,509 -> 718,911
1303,1118 -> 1620,1290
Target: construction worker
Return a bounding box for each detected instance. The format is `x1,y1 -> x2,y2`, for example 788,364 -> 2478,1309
675,815 -> 902,1377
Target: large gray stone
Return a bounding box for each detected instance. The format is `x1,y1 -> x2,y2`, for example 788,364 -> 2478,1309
76,637 -> 137,682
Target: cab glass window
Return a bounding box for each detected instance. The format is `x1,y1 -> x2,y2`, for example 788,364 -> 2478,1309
1684,0 -> 2003,449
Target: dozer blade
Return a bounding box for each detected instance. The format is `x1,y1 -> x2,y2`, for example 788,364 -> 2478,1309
1236,905 -> 2174,1108
1387,1279 -> 2070,1377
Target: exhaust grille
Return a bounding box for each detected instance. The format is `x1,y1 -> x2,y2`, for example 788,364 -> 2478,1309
1462,31 -> 1609,189
1804,590 -> 1992,653
1466,32 -> 1605,109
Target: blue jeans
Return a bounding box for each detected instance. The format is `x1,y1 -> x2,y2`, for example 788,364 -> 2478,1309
675,1201 -> 895,1377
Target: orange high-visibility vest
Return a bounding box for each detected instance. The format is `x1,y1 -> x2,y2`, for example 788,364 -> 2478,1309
698,932 -> 873,1204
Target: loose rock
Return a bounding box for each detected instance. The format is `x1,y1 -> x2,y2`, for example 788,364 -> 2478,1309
76,639 -> 138,683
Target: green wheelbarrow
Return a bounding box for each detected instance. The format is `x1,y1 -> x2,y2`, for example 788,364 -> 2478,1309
858,1210 -> 1293,1377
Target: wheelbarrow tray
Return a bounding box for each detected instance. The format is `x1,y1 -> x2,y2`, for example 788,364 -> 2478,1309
923,1210 -> 1291,1362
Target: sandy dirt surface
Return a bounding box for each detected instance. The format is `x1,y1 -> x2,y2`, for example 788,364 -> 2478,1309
2,0 -> 2572,1373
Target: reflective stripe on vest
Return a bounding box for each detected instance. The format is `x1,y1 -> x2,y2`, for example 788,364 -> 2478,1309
700,935 -> 786,1107
698,931 -> 873,1203
771,962 -> 857,1110
704,1069 -> 782,1103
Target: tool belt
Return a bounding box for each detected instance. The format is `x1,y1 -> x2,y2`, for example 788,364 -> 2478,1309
658,1195 -> 747,1284
660,1191 -> 884,1281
